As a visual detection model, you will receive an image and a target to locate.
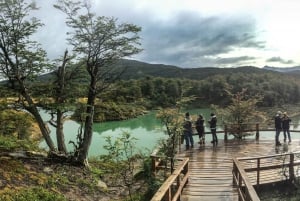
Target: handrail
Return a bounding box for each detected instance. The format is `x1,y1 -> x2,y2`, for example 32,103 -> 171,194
184,123 -> 300,142
232,158 -> 261,201
237,151 -> 300,161
151,158 -> 189,201
237,152 -> 300,186
233,151 -> 300,201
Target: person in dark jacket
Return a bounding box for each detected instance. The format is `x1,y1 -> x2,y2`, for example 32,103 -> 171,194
208,113 -> 217,144
282,112 -> 292,143
195,114 -> 205,145
274,111 -> 282,146
183,112 -> 194,149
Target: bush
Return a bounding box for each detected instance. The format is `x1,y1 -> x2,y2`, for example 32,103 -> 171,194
0,135 -> 39,152
0,109 -> 33,139
0,187 -> 66,201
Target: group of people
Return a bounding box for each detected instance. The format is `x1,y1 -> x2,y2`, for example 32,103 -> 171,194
183,110 -> 293,149
275,111 -> 292,146
183,112 -> 218,150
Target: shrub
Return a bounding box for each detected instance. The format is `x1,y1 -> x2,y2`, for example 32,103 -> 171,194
0,187 -> 66,201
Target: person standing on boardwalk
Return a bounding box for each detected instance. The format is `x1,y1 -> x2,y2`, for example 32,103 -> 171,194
195,114 -> 205,145
282,112 -> 292,143
208,113 -> 217,144
274,111 -> 282,146
183,112 -> 194,150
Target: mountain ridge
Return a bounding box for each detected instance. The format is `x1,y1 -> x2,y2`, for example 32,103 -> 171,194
35,59 -> 298,82
263,65 -> 300,73
118,59 -> 280,80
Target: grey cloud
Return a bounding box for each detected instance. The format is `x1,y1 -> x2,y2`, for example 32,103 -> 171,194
32,1 -> 265,68
266,57 -> 294,65
136,12 -> 265,67
216,56 -> 256,65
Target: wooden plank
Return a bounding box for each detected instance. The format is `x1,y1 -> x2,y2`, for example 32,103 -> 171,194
178,139 -> 300,200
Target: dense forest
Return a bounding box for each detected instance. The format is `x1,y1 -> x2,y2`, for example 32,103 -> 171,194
17,59 -> 300,122
36,59 -> 299,121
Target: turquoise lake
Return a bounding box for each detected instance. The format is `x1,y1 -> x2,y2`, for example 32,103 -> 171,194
40,109 -> 300,157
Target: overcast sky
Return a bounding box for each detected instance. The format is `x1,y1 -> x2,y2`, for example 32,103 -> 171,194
31,0 -> 300,68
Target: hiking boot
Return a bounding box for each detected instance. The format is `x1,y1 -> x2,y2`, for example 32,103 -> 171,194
276,142 -> 282,146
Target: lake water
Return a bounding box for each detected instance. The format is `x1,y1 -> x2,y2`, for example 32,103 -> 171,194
40,109 -> 300,157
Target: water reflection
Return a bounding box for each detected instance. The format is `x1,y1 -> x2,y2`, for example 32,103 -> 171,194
92,111 -> 161,134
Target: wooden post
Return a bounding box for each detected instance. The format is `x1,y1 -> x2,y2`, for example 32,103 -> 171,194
257,158 -> 260,187
151,156 -> 156,175
183,160 -> 189,185
232,162 -> 237,185
164,188 -> 171,201
289,153 -> 295,182
238,172 -> 242,201
256,123 -> 259,140
176,176 -> 180,188
224,124 -> 228,142
151,156 -> 157,176
179,135 -> 182,152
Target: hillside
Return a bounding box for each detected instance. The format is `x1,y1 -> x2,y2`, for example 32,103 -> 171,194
33,59 -> 295,83
118,59 -> 279,80
263,66 -> 300,78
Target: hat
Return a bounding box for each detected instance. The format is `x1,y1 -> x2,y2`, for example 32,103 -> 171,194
283,112 -> 287,115
277,111 -> 282,115
211,113 -> 215,116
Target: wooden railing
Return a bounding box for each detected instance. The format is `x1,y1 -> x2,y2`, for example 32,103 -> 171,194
150,157 -> 189,201
182,123 -> 300,144
237,151 -> 300,186
233,158 -> 260,201
150,149 -> 163,176
233,151 -> 300,201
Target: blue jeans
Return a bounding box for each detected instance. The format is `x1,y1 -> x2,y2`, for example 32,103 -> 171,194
211,128 -> 218,142
275,129 -> 281,143
283,129 -> 291,141
184,131 -> 194,147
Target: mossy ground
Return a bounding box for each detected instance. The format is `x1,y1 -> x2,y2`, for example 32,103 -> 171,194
0,156 -> 147,201
0,157 -> 98,200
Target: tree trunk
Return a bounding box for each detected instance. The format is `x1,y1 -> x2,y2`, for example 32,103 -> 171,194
56,109 -> 67,154
77,76 -> 96,165
19,81 -> 56,152
28,103 -> 56,152
55,50 -> 68,154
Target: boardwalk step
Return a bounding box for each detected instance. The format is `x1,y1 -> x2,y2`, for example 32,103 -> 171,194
181,195 -> 238,201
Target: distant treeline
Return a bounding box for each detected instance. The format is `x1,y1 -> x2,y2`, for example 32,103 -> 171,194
3,60 -> 300,121
103,71 -> 300,110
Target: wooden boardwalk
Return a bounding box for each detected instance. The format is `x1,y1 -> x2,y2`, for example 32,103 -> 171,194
176,138 -> 300,201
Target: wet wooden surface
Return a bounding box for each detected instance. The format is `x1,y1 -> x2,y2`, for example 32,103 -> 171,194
176,138 -> 300,201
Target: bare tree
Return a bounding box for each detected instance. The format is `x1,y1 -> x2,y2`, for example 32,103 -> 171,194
54,0 -> 142,165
